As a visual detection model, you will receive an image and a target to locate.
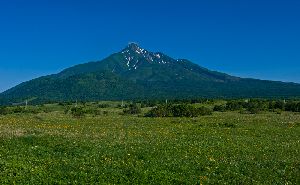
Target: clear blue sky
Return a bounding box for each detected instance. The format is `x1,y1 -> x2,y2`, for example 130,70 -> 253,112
0,0 -> 299,92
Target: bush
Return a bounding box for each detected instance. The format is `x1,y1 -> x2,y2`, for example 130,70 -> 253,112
274,101 -> 285,110
245,100 -> 268,114
171,104 -> 197,117
84,108 -> 102,116
0,106 -> 42,115
123,103 -> 141,115
145,104 -> 212,117
247,106 -> 260,114
0,107 -> 9,115
12,106 -> 26,114
285,101 -> 300,112
25,107 -> 41,114
58,102 -> 73,106
98,104 -> 110,108
197,106 -> 213,116
71,107 -> 85,118
225,101 -> 244,111
274,109 -> 282,114
145,104 -> 173,117
213,105 -> 226,112
224,99 -> 269,114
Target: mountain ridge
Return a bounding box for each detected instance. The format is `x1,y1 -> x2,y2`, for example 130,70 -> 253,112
1,43 -> 300,105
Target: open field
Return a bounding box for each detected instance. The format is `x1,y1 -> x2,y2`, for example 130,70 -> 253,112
0,105 -> 300,184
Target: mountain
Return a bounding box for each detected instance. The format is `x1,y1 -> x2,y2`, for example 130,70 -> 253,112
1,43 -> 300,104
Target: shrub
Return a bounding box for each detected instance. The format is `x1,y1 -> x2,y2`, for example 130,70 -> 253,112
274,109 -> 282,114
123,103 -> 141,115
12,106 -> 25,114
274,101 -> 285,110
225,99 -> 269,114
247,106 -> 260,114
25,107 -> 41,114
0,106 -> 41,115
145,104 -> 173,117
71,107 -> 85,118
225,101 -> 244,111
197,106 -> 213,116
172,104 -> 207,117
246,100 -> 268,114
285,101 -> 300,112
140,100 -> 160,108
85,107 -> 102,116
0,107 -> 9,115
64,107 -> 71,114
98,104 -> 110,108
145,104 -> 212,117
213,105 -> 226,112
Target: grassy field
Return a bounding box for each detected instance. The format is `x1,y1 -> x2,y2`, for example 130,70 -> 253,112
0,106 -> 299,184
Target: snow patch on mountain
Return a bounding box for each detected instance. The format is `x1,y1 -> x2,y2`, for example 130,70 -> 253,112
121,43 -> 177,70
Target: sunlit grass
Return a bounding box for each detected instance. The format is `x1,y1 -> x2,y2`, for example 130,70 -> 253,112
0,111 -> 299,184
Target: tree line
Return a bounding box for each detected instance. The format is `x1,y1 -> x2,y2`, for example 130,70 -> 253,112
0,99 -> 299,118
213,99 -> 300,113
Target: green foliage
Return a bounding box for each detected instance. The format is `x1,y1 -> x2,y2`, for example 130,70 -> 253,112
213,104 -> 226,112
12,106 -> 26,113
0,106 -> 42,115
98,103 -> 110,108
213,99 -> 300,114
84,107 -> 102,116
123,103 -> 142,115
145,104 -> 173,117
197,106 -> 213,116
225,100 -> 245,111
273,109 -> 283,114
269,100 -> 285,110
70,107 -> 85,118
245,100 -> 268,114
285,101 -> 300,112
146,104 -> 212,117
0,106 -> 9,115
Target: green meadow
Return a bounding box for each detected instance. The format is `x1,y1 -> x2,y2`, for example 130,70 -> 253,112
0,104 -> 299,184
